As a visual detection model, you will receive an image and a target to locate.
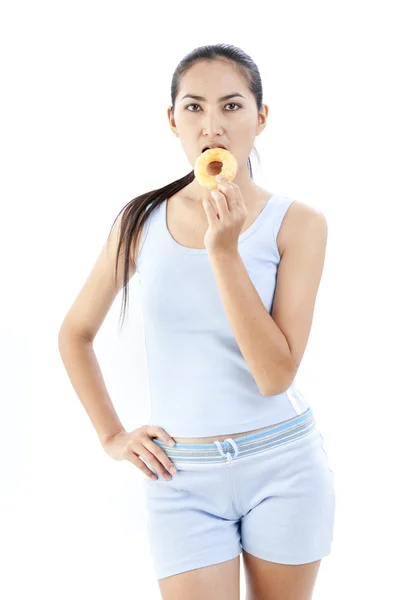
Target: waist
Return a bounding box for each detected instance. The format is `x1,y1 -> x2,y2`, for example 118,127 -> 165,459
172,413 -> 303,444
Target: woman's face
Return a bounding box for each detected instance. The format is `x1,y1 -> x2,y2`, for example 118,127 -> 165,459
168,59 -> 267,173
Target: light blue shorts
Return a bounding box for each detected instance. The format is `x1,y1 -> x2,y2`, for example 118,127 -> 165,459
141,407 -> 335,580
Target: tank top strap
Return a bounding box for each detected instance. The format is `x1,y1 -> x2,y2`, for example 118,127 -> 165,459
136,200 -> 158,264
271,195 -> 296,246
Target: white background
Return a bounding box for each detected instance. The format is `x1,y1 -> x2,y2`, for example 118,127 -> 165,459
1,1 -> 399,598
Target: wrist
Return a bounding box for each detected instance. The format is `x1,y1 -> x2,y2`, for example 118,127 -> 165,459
100,428 -> 126,447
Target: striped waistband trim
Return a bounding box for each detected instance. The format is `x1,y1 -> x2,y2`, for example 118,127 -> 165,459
153,408 -> 317,464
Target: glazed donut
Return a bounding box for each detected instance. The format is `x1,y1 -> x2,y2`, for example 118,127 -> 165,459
194,147 -> 238,190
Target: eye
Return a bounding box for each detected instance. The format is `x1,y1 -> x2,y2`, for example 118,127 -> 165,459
185,102 -> 242,112
185,103 -> 201,112
225,103 -> 242,111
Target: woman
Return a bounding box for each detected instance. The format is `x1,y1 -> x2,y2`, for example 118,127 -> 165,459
58,43 -> 335,600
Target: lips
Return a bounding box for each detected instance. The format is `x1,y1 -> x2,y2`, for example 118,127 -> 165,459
202,144 -> 227,152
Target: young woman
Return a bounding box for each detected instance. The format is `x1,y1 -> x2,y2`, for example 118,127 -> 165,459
59,43 -> 335,600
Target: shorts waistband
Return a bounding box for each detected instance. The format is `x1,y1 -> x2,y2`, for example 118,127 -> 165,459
153,407 -> 317,464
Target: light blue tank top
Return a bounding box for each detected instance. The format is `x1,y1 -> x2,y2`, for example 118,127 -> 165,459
136,193 -> 309,437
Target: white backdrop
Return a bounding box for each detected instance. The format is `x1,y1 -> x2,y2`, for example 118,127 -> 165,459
1,1 -> 399,598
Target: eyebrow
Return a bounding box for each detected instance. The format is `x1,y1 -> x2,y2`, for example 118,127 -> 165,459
180,93 -> 246,102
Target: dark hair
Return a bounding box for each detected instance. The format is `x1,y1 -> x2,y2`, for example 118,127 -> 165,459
110,43 -> 264,329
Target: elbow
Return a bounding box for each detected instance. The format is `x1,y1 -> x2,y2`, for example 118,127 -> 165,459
260,381 -> 289,397
58,325 -> 72,349
259,365 -> 296,397
260,383 -> 285,397
58,325 -> 93,349
261,385 -> 287,397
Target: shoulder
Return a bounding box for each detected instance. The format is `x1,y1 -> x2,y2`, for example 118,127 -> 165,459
276,199 -> 328,257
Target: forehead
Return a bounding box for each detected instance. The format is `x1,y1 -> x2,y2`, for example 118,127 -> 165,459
179,60 -> 248,98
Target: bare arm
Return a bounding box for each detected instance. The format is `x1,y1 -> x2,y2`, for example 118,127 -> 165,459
58,333 -> 126,446
58,213 -> 138,447
208,202 -> 328,396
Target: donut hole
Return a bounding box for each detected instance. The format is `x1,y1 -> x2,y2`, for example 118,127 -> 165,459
206,161 -> 223,176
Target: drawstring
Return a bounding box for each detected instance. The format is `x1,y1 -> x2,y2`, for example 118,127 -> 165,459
213,438 -> 239,461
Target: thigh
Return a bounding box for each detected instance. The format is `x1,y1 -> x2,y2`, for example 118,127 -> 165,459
243,549 -> 321,600
142,465 -> 242,581
158,555 -> 240,600
239,428 -> 335,565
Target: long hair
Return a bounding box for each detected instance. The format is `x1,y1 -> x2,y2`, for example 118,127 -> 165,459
111,43 -> 264,329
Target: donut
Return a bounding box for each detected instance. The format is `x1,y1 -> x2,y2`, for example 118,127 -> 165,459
194,147 -> 238,190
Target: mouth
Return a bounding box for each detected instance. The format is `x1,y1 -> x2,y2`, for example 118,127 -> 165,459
202,144 -> 227,153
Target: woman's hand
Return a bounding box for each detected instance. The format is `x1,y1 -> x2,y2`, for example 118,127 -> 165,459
102,426 -> 177,481
202,174 -> 248,258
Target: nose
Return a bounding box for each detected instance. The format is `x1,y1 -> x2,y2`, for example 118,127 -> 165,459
202,111 -> 224,137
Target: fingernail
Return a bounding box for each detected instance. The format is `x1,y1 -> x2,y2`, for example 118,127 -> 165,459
168,440 -> 175,446
169,466 -> 177,474
216,174 -> 224,181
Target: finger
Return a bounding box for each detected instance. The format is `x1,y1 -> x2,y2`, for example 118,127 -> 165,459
209,196 -> 219,214
136,431 -> 177,477
232,184 -> 241,209
148,440 -> 177,474
127,452 -> 158,479
233,184 -> 245,209
222,181 -> 240,209
218,178 -> 241,209
216,183 -> 235,212
211,190 -> 229,215
203,198 -> 219,222
143,438 -> 177,478
145,425 -> 176,447
137,445 -> 173,480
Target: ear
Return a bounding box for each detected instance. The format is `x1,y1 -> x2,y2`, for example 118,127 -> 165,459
167,106 -> 179,137
256,104 -> 268,134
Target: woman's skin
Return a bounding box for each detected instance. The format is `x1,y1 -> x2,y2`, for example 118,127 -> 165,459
139,59 -> 325,600
150,58 -> 288,444
168,57 -> 268,210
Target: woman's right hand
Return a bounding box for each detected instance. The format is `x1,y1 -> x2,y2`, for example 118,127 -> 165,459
102,426 -> 177,480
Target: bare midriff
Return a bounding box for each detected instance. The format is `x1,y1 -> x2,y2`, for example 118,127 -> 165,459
171,417 -> 298,444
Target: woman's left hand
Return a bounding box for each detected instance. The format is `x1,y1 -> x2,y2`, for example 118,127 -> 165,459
202,175 -> 248,257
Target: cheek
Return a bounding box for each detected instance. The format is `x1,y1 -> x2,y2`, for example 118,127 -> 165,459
172,111 -> 190,134
233,140 -> 255,163
232,118 -> 256,144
